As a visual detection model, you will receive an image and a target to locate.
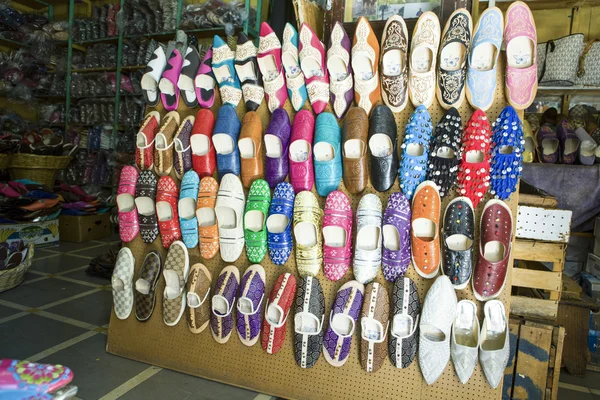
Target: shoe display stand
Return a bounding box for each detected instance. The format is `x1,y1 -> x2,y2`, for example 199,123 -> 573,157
107,57 -> 520,400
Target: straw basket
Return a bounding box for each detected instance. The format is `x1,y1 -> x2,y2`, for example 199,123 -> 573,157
0,154 -> 11,170
0,243 -> 34,293
8,154 -> 72,188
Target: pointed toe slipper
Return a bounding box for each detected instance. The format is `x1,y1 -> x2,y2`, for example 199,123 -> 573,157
410,181 -> 441,279
327,22 -> 354,119
369,104 -> 398,192
458,110 -> 491,207
195,46 -> 217,108
442,197 -> 474,289
352,17 -> 380,115
299,23 -> 330,115
212,35 -> 242,107
380,15 -> 409,112
235,32 -> 265,112
178,46 -> 201,108
451,300 -> 480,384
490,106 -> 523,200
408,12 -> 440,108
283,23 -> 308,112
342,107 -> 369,194
141,46 -> 167,107
258,22 -> 288,112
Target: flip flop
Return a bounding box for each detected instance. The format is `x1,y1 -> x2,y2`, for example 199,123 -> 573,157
134,251 -> 162,322
236,264 -> 266,346
173,115 -> 195,180
359,282 -> 390,373
211,265 -> 240,344
294,276 -> 325,368
112,247 -> 135,320
389,277 -> 420,369
186,263 -> 212,334
162,241 -> 190,326
261,272 -> 297,354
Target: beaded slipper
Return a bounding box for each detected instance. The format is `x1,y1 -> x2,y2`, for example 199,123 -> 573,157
426,108 -> 462,198
490,106 -> 523,200
399,105 -> 433,200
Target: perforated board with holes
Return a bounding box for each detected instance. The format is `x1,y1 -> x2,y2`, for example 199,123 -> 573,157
516,206 -> 572,243
107,56 -> 519,399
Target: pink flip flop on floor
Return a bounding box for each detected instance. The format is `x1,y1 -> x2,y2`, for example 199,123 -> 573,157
159,49 -> 184,112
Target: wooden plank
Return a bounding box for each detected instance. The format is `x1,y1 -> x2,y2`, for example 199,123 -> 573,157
502,322 -> 521,400
514,240 -> 566,264
512,325 -> 553,400
512,268 -> 562,292
518,194 -> 558,209
550,327 -> 566,400
510,296 -> 558,320
558,303 -> 591,377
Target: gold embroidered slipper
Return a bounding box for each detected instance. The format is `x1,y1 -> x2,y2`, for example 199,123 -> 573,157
293,191 -> 323,277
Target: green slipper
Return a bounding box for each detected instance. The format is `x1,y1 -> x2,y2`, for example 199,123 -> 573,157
244,179 -> 271,263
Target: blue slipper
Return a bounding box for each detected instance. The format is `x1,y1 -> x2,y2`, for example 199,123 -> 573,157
178,170 -> 200,248
212,35 -> 242,107
314,112 -> 342,197
490,106 -> 523,200
267,182 -> 295,265
399,105 -> 433,200
213,104 -> 241,180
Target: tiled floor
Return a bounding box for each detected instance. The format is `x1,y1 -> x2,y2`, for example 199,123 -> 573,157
0,236 -> 270,400
2,237 -> 600,399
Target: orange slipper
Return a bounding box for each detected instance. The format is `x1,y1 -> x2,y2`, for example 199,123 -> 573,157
410,181 -> 441,279
196,177 -> 220,259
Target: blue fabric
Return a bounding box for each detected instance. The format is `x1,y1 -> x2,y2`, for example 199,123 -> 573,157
214,104 -> 241,179
490,106 -> 524,200
267,182 -> 295,265
314,112 -> 342,197
179,170 -> 200,248
26,190 -> 58,199
399,105 -> 433,200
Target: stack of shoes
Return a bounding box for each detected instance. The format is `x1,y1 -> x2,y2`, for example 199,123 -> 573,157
85,243 -> 120,280
0,180 -> 62,223
56,184 -> 109,216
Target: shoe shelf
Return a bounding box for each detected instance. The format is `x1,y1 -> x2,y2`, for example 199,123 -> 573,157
537,86 -> 600,95
0,37 -> 28,50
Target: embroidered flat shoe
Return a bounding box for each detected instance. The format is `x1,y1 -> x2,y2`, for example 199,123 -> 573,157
258,22 -> 288,112
451,300 -> 480,384
195,45 -> 216,108
327,22 -> 353,118
134,170 -> 159,244
408,12 -> 440,108
136,111 -> 160,170
380,15 -> 409,112
536,123 -> 559,163
419,275 -> 457,385
283,23 -> 308,112
382,192 -> 411,282
154,111 -> 180,177
191,109 -> 216,178
186,263 -> 212,334
293,190 -> 323,277
112,247 -> 134,320
437,9 -> 472,109
479,300 -> 510,388
505,1 -> 537,110
322,280 -> 364,367
178,170 -> 200,249
360,282 -> 390,373
267,182 -> 295,266
156,176 -> 181,249
354,194 -> 382,284
215,174 -> 245,262
352,17 -> 380,115
314,112 -> 342,196
369,105 -> 398,192
299,23 -> 330,114
490,106 -> 523,200
294,276 -> 325,368
134,251 -> 162,322
473,199 -> 512,301
212,104 -> 241,180
235,32 -> 264,112
117,166 -> 139,243
173,115 -> 194,180
342,107 -> 369,194
323,190 -> 353,281
236,264 -> 266,346
466,7 -> 503,111
389,277 -> 420,369
442,196 -> 474,289
159,48 -> 183,111
399,105 -> 433,200
212,35 -> 242,107
211,265 -> 240,343
239,111 -> 264,189
178,46 -> 201,108
141,46 -> 167,107
196,177 -> 220,259
426,108 -> 462,198
262,272 -> 297,354
244,179 -> 271,263
411,181 -> 441,279
288,110 -> 315,193
162,241 -> 189,326
557,118 -> 580,164
265,108 -> 291,189
458,110 -> 491,207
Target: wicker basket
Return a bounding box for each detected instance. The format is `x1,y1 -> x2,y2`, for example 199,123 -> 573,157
0,243 -> 34,293
8,154 -> 72,188
0,154 -> 11,170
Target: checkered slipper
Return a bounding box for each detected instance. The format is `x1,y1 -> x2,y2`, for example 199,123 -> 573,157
134,251 -> 162,322
186,263 -> 212,334
162,241 -> 190,326
490,106 -> 523,200
427,108 -> 462,198
112,247 -> 135,320
399,105 -> 433,200
457,110 -> 491,208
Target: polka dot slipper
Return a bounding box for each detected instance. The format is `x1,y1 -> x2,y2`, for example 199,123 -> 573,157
399,105 -> 433,200
490,106 -> 524,200
426,108 -> 462,198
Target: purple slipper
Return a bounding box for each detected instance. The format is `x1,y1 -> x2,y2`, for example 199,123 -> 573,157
174,116 -> 194,180
159,49 -> 184,111
382,192 -> 411,282
236,264 -> 266,346
264,109 -> 292,189
557,119 -> 580,164
536,123 -> 559,164
210,265 -> 240,344
322,280 -> 364,367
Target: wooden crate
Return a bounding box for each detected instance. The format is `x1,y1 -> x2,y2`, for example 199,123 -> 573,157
503,319 -> 565,400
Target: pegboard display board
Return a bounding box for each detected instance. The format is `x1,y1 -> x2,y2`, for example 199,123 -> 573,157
516,206 -> 572,243
107,56 -> 519,400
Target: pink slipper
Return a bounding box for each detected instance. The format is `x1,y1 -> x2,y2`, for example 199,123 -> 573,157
299,23 -> 330,114
288,110 -> 315,192
258,22 -> 288,112
117,166 -> 140,242
159,49 -> 184,111
323,190 -> 353,281
0,183 -> 20,198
